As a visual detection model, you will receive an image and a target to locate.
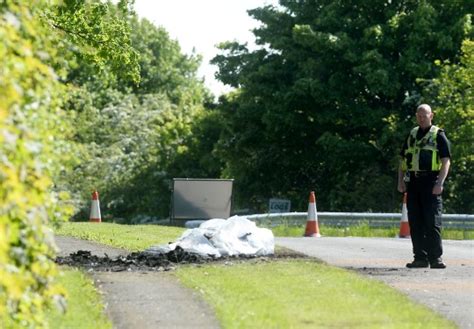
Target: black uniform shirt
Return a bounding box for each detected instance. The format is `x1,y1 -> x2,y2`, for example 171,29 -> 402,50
400,125 -> 451,159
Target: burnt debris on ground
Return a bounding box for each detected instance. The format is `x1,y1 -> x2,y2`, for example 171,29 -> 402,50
55,246 -> 308,272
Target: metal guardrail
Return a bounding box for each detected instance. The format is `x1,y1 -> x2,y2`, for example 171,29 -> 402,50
247,212 -> 474,229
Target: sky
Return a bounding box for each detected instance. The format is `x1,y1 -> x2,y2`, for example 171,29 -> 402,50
133,0 -> 278,97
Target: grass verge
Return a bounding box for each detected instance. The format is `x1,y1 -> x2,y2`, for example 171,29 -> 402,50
55,222 -> 185,251
176,260 -> 457,328
46,268 -> 112,329
270,222 -> 474,239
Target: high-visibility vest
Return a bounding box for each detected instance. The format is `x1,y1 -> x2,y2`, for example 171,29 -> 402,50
402,125 -> 442,171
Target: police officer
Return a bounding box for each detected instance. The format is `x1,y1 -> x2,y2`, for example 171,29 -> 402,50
398,104 -> 451,269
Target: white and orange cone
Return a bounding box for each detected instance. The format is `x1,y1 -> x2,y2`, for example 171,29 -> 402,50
398,193 -> 410,238
89,190 -> 101,223
304,191 -> 321,237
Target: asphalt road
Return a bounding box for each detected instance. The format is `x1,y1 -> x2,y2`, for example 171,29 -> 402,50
276,237 -> 474,329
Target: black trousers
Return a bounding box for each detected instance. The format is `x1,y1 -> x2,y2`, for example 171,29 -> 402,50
407,176 -> 443,261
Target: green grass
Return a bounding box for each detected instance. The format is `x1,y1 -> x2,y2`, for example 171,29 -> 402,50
46,268 -> 112,329
270,222 -> 474,239
442,228 -> 474,240
55,222 -> 185,251
176,260 -> 456,328
271,223 -> 398,238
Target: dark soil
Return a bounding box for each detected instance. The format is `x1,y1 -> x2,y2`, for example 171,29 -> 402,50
55,245 -> 308,272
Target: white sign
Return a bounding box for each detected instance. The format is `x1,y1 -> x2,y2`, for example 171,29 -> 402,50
269,198 -> 291,213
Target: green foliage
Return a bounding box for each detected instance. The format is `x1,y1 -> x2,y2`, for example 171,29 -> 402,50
62,90 -> 205,220
45,0 -> 140,85
57,14 -> 210,221
167,107 -> 227,179
127,16 -> 206,100
63,91 -> 188,217
422,39 -> 474,212
211,0 -> 471,213
0,2 -> 71,327
0,0 -> 141,326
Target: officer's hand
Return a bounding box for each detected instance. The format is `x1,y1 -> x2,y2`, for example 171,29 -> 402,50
432,184 -> 443,195
398,181 -> 406,193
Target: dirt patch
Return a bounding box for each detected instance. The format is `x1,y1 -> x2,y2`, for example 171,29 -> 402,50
55,245 -> 308,272
351,267 -> 402,276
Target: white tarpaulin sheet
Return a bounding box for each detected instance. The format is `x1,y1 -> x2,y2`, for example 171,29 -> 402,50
146,216 -> 274,258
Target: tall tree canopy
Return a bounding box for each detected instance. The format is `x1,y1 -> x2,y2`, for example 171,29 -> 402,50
211,0 -> 472,212
58,13 -> 211,221
422,39 -> 474,212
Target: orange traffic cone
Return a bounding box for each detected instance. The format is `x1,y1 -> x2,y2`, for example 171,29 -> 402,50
89,190 -> 101,222
304,191 -> 321,237
398,193 -> 410,238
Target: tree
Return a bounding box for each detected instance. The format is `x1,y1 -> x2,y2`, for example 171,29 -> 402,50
422,39 -> 474,212
211,0 -> 471,212
127,16 -> 207,101
45,0 -> 140,85
59,14 -> 211,221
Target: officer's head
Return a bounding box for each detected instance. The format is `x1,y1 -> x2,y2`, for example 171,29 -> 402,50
416,104 -> 433,129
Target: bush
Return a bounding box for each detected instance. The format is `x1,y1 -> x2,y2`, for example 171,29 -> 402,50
0,2 -> 71,327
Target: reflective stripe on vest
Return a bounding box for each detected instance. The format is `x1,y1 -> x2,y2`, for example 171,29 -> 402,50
404,125 -> 441,171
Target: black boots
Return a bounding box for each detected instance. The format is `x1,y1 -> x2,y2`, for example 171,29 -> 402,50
406,259 -> 446,269
429,259 -> 447,269
406,260 -> 429,268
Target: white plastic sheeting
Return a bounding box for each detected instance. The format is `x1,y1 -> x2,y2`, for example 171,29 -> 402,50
145,216 -> 274,258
